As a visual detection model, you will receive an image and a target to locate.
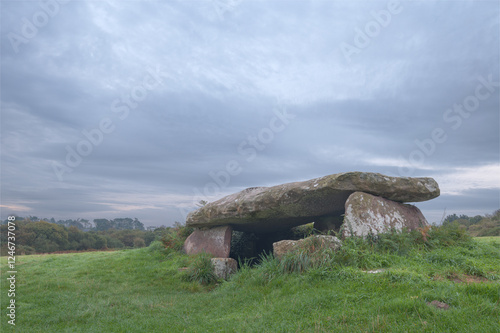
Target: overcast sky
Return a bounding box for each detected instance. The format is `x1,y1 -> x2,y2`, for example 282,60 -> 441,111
1,0 -> 499,227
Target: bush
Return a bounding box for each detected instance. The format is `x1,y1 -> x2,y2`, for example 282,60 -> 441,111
183,252 -> 218,285
270,235 -> 338,275
133,237 -> 146,248
426,222 -> 472,248
147,240 -> 167,253
106,237 -> 125,249
161,223 -> 194,252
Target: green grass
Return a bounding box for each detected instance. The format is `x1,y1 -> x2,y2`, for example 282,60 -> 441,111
475,236 -> 500,244
1,237 -> 499,332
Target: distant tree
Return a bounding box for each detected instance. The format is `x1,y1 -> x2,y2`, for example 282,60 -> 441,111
443,214 -> 459,225
67,226 -> 84,250
133,237 -> 145,248
24,221 -> 69,252
113,218 -> 133,230
105,236 -> 125,249
94,219 -> 113,231
132,218 -> 145,230
143,231 -> 157,246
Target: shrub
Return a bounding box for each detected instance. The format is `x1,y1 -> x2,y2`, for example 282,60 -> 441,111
274,235 -> 338,274
106,237 -> 125,249
133,237 -> 146,248
147,240 -> 166,252
183,253 -> 218,285
426,222 -> 472,248
160,222 -> 194,252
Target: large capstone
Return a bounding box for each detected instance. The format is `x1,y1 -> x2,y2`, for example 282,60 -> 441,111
186,172 -> 439,233
342,192 -> 428,237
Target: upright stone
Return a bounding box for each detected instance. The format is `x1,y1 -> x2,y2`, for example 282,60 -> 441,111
343,192 -> 428,237
183,226 -> 232,258
211,258 -> 237,280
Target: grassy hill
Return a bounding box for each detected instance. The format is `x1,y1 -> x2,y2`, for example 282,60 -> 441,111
1,235 -> 499,332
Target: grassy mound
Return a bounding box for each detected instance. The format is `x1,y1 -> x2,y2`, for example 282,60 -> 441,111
1,229 -> 498,332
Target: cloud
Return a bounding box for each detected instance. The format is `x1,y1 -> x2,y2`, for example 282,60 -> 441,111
436,164 -> 500,196
1,0 -> 498,226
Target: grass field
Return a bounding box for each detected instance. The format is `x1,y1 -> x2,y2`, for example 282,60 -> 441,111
1,236 -> 499,332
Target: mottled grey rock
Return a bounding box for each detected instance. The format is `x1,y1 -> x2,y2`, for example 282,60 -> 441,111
211,258 -> 237,280
183,226 -> 232,257
273,235 -> 342,258
187,172 -> 439,233
343,192 -> 428,237
272,240 -> 298,259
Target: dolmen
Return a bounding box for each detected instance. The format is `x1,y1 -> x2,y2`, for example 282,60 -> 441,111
184,171 -> 440,258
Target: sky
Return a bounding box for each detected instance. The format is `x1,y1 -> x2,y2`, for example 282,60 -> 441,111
1,0 -> 499,228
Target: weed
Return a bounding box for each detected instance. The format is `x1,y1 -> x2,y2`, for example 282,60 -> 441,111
183,252 -> 218,285
160,222 -> 194,252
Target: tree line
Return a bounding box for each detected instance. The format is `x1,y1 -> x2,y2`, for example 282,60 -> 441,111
0,217 -> 170,255
443,209 -> 499,237
2,216 -> 147,231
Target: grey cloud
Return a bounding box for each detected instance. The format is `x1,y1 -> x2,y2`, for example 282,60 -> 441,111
1,0 -> 498,226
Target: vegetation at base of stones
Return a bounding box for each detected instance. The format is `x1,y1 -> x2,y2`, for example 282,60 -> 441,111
443,209 -> 500,236
160,222 -> 194,253
0,218 -> 170,255
181,252 -> 219,285
2,237 -> 498,331
240,222 -> 474,281
248,223 -> 493,285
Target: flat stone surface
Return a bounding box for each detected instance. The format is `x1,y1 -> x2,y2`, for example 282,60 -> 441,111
183,226 -> 232,258
343,192 -> 428,237
211,258 -> 237,280
187,172 -> 439,233
273,235 -> 342,258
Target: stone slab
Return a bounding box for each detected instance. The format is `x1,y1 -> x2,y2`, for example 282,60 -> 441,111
183,226 -> 232,258
342,192 -> 428,237
187,172 -> 439,233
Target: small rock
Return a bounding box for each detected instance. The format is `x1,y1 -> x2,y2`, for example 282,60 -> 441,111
273,240 -> 299,259
211,258 -> 237,280
273,235 -> 342,258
